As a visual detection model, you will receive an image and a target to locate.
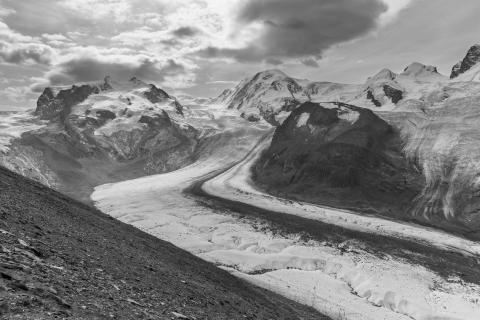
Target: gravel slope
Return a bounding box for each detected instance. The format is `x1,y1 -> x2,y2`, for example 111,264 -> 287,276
0,166 -> 328,320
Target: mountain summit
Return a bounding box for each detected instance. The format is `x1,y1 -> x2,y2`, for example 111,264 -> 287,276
450,44 -> 480,78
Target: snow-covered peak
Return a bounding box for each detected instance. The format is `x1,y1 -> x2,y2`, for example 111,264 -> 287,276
400,62 -> 441,79
367,68 -> 397,82
211,69 -> 308,123
450,44 -> 480,79
251,69 -> 289,81
35,77 -> 182,121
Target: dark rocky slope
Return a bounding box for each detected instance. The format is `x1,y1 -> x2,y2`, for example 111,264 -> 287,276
0,166 -> 327,320
253,101 -> 425,223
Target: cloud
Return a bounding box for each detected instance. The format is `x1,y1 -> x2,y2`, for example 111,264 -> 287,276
172,26 -> 199,38
301,58 -> 319,67
266,58 -> 283,65
378,0 -> 413,26
0,85 -> 35,103
197,0 -> 388,63
42,33 -> 70,42
206,80 -> 239,85
45,55 -> 186,85
0,42 -> 54,65
0,21 -> 35,42
0,7 -> 15,17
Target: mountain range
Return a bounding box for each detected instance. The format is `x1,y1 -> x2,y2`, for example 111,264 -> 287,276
2,44 -> 480,235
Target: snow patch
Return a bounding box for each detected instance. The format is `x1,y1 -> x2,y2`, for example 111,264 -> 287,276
338,108 -> 360,124
296,112 -> 310,127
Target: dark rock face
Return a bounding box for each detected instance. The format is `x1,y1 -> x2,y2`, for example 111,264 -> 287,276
35,85 -> 100,120
143,84 -> 170,103
253,101 -> 423,220
450,44 -> 480,78
383,85 -> 403,104
241,113 -> 261,122
366,89 -> 381,107
36,77 -> 113,120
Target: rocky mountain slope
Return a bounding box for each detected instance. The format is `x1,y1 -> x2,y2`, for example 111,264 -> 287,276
0,77 -> 198,202
252,101 -> 425,225
0,166 -> 326,320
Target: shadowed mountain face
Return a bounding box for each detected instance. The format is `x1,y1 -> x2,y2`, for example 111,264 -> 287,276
0,166 -> 325,320
0,77 -> 197,202
253,101 -> 426,225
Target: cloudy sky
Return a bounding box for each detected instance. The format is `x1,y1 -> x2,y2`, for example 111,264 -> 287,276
0,0 -> 479,110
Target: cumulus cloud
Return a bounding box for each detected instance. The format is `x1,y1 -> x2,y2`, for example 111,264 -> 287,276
0,42 -> 54,65
197,0 -> 388,63
42,33 -> 70,42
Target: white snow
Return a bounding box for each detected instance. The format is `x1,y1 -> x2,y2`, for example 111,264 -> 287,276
338,108 -> 360,124
296,112 -> 310,127
0,111 -> 46,153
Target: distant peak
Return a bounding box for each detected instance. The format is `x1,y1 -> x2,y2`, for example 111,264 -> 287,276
368,68 -> 397,82
259,69 -> 287,75
401,62 -> 441,78
450,44 -> 480,79
129,76 -> 147,86
253,69 -> 288,80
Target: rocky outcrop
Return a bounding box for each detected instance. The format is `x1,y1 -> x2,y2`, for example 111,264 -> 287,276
366,89 -> 382,107
383,85 -> 403,104
450,44 -> 480,78
36,85 -> 100,121
253,101 -> 423,221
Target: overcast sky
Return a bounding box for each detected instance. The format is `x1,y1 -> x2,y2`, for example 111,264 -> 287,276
0,0 -> 479,110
